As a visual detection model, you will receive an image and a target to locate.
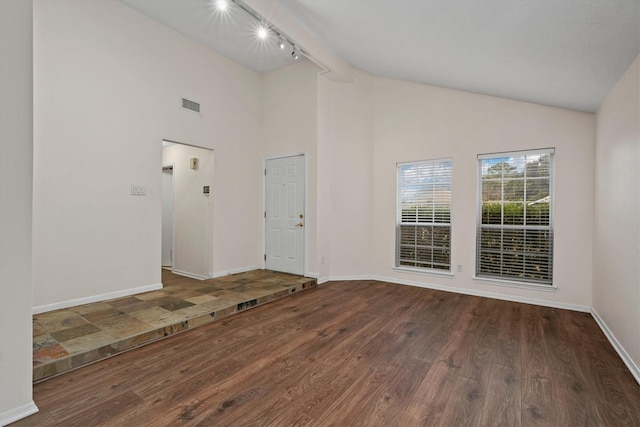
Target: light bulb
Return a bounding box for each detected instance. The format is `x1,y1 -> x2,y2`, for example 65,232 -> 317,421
215,0 -> 228,11
277,36 -> 286,50
257,25 -> 268,39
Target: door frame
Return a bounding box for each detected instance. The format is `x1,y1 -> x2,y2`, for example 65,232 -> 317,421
161,163 -> 175,269
263,152 -> 307,276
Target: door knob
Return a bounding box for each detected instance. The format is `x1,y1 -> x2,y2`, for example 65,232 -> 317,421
295,222 -> 304,227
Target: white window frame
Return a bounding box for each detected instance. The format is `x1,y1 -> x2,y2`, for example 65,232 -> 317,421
396,158 -> 453,274
475,148 -> 555,286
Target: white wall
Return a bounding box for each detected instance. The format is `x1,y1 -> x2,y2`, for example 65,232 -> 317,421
162,143 -> 215,279
593,55 -> 640,379
369,78 -> 595,308
33,0 -> 263,309
317,70 -> 375,281
315,71 -> 597,310
262,60 -> 320,276
315,74 -> 596,308
0,0 -> 38,424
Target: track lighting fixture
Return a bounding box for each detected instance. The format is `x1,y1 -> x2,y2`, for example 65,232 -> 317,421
222,0 -> 305,61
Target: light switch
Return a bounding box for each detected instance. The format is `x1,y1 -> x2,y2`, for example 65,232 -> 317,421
131,185 -> 146,196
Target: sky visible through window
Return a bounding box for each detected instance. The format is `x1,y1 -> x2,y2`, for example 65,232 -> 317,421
399,161 -> 452,205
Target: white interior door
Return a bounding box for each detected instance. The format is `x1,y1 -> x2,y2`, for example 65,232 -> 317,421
161,166 -> 174,267
265,155 -> 305,275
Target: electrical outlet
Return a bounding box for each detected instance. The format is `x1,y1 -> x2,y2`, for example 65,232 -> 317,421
457,264 -> 463,273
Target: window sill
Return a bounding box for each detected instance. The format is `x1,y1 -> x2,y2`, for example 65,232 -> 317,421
393,267 -> 454,278
472,276 -> 557,292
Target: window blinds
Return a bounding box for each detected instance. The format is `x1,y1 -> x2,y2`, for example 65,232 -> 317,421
397,159 -> 452,271
476,148 -> 554,285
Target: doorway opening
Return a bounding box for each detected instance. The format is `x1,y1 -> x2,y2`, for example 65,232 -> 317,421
162,140 -> 214,280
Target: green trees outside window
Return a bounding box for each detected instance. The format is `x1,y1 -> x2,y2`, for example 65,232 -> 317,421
477,150 -> 554,284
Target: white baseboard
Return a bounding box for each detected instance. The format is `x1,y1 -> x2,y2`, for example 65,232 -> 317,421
329,275 -> 376,282
210,265 -> 261,279
0,401 -> 38,427
321,274 -> 591,313
371,275 -> 591,312
316,275 -> 368,285
306,272 -> 319,279
172,269 -> 210,280
591,309 -> 640,385
33,283 -> 163,315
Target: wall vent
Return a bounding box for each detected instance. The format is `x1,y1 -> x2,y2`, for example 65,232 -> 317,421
181,97 -> 201,114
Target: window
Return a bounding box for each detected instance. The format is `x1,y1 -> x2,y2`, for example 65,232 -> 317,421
476,149 -> 554,285
397,159 -> 452,272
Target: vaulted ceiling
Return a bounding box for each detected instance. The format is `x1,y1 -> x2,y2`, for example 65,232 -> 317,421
120,0 -> 639,112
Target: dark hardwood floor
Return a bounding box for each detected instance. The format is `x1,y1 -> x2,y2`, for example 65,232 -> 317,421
14,280 -> 640,426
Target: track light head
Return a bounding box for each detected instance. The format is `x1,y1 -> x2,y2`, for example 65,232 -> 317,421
215,2 -> 304,61
257,24 -> 269,40
215,0 -> 229,11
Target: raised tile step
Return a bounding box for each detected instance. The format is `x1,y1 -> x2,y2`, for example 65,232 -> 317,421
33,270 -> 317,382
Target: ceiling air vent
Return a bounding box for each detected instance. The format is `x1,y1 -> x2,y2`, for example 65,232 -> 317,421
181,97 -> 201,114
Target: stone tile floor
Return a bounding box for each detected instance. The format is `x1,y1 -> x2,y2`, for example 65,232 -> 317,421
33,269 -> 316,382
